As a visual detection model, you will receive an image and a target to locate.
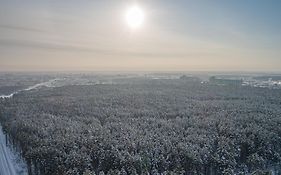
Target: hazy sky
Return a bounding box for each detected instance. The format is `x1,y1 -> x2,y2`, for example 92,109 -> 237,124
0,0 -> 281,72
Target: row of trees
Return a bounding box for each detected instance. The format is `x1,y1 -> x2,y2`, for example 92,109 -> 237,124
0,78 -> 280,174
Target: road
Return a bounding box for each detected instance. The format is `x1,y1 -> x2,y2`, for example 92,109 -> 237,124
0,125 -> 17,175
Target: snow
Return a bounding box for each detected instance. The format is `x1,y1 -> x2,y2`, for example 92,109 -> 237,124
0,125 -> 28,175
0,79 -> 58,99
0,93 -> 15,99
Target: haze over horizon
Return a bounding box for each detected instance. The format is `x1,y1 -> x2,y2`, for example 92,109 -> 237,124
1,0 -> 281,72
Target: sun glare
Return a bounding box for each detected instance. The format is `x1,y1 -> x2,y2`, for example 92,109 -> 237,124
125,5 -> 145,29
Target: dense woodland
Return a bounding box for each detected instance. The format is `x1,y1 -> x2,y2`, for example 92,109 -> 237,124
0,78 -> 281,175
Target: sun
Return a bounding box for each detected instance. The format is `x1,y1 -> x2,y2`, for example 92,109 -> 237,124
125,5 -> 145,29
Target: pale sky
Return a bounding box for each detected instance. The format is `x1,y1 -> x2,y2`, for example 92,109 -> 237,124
0,0 -> 281,72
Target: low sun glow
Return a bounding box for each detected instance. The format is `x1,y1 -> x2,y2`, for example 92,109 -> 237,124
125,5 -> 145,29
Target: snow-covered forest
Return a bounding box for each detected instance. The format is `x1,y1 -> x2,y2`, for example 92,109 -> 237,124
0,74 -> 280,175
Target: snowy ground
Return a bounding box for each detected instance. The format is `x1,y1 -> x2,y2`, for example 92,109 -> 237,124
0,79 -> 59,99
0,125 -> 28,175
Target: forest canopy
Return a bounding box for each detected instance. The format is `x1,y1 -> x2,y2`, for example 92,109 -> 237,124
0,77 -> 280,175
